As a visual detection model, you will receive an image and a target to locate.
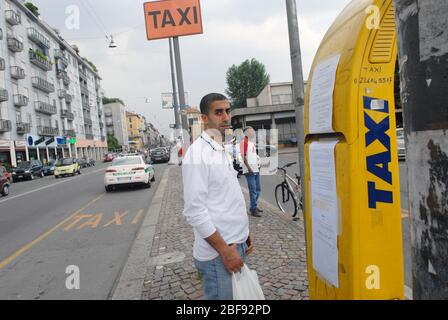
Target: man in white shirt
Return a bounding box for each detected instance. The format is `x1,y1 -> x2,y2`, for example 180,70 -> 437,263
182,93 -> 254,300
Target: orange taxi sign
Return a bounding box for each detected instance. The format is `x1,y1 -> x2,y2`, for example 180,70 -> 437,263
143,0 -> 203,40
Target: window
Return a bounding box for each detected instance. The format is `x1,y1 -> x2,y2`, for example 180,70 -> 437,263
16,111 -> 21,123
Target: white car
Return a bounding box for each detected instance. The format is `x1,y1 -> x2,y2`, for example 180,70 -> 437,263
104,156 -> 155,192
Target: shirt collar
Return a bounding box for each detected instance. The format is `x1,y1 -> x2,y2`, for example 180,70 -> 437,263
201,131 -> 224,151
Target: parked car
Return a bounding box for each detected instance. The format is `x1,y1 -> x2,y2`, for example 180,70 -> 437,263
0,165 -> 13,183
42,160 -> 56,176
150,148 -> 170,163
78,158 -> 89,168
104,155 -> 155,192
12,160 -> 44,181
54,158 -> 81,178
86,158 -> 96,167
0,168 -> 10,197
103,154 -> 114,163
397,128 -> 406,160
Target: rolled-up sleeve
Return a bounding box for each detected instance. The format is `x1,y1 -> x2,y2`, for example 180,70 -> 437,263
182,151 -> 216,239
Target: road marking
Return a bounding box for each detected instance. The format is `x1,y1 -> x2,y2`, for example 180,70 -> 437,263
76,213 -> 103,230
103,210 -> 129,227
131,210 -> 144,225
0,168 -> 106,205
63,214 -> 92,231
0,193 -> 105,270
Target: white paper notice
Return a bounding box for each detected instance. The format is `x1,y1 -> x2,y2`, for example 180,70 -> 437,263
309,140 -> 339,288
309,54 -> 341,134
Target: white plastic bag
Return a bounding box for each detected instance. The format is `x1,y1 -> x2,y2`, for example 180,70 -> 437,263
232,264 -> 266,300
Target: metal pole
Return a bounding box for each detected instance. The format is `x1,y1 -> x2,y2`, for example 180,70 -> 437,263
395,0 -> 448,300
169,38 -> 180,130
286,0 -> 306,217
173,36 -> 189,135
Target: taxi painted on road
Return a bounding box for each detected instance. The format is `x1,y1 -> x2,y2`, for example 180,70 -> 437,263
104,156 -> 155,192
54,158 -> 81,178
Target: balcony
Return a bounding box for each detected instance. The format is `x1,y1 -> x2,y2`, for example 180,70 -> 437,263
101,136 -> 106,142
35,101 -> 57,115
7,37 -> 24,52
65,94 -> 73,104
79,69 -> 87,80
16,122 -> 31,135
106,120 -> 113,127
54,50 -> 68,66
27,27 -> 50,48
84,117 -> 93,126
13,94 -> 29,107
5,10 -> 21,26
85,133 -> 94,140
99,122 -> 104,129
0,89 -> 8,102
0,119 -> 12,132
58,89 -> 67,99
10,66 -> 26,79
0,58 -> 5,71
63,129 -> 76,137
82,100 -> 90,110
105,111 -> 112,117
98,108 -> 103,117
80,84 -> 89,95
57,70 -> 70,86
29,50 -> 52,71
37,126 -> 59,136
32,77 -> 55,93
61,109 -> 74,121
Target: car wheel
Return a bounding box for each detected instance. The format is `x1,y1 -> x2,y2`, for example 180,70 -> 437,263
40,171 -> 44,178
30,174 -> 34,181
151,176 -> 155,182
105,185 -> 113,192
144,178 -> 151,189
2,185 -> 9,196
55,175 -> 59,179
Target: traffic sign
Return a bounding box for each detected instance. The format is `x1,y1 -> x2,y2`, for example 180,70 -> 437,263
143,0 -> 203,41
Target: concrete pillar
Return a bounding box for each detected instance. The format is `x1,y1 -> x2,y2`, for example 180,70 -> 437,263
62,148 -> 65,158
68,144 -> 72,158
25,145 -> 29,161
75,144 -> 78,158
46,147 -> 50,163
36,147 -> 40,161
395,0 -> 448,299
9,141 -> 17,167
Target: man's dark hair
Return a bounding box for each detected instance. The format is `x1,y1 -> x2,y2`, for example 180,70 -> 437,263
200,93 -> 228,115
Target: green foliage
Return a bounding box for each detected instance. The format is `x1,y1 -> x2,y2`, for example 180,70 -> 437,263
24,2 -> 39,16
103,97 -> 125,106
107,136 -> 121,151
82,57 -> 98,73
225,58 -> 270,109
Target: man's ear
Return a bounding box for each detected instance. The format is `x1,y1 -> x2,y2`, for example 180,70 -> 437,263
201,114 -> 208,125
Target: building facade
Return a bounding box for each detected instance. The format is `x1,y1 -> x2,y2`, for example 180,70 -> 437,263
126,111 -> 145,151
231,82 -> 297,145
185,107 -> 204,142
103,102 -> 129,151
0,0 -> 107,166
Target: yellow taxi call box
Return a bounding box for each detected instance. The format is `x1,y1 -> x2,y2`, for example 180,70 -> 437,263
304,0 -> 404,300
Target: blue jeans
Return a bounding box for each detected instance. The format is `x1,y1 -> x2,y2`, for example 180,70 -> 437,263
245,173 -> 261,211
194,243 -> 247,300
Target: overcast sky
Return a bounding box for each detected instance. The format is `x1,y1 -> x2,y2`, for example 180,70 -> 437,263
32,0 -> 352,136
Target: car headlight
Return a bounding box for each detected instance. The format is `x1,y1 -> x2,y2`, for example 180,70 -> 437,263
51,167 -> 55,170
25,170 -> 30,173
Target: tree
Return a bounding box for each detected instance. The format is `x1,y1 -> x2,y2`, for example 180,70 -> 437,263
226,58 -> 270,109
24,2 -> 39,17
107,136 -> 121,151
102,97 -> 125,106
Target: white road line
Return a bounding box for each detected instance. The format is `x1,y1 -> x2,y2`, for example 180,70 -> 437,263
0,168 -> 106,204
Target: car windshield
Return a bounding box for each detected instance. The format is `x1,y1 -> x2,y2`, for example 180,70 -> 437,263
17,162 -> 31,169
56,159 -> 74,167
46,161 -> 55,166
112,158 -> 142,166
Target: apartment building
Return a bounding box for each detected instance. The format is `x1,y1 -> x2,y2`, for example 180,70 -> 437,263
0,0 -> 107,167
103,102 -> 129,151
126,111 -> 145,151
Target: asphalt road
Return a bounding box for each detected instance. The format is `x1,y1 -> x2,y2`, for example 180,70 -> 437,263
0,161 -> 168,300
239,152 -> 413,292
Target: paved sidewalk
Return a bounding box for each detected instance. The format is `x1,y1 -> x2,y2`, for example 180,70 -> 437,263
113,166 -> 309,300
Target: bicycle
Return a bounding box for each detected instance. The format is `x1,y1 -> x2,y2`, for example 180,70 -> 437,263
275,162 -> 303,218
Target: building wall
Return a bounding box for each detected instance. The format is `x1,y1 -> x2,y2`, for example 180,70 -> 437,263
126,113 -> 145,151
0,0 -> 107,165
104,102 -> 128,150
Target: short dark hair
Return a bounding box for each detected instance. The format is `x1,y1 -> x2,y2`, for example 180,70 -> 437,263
200,93 -> 228,115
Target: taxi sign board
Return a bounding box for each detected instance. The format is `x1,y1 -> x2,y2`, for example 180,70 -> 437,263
143,0 -> 203,40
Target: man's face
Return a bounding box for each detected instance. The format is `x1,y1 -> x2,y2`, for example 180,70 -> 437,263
202,100 -> 232,137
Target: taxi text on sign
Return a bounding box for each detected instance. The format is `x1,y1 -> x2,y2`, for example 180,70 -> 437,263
143,0 -> 203,40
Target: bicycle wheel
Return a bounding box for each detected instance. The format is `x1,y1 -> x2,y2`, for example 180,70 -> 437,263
275,183 -> 297,217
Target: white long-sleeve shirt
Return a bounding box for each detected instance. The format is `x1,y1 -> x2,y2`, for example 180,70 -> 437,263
182,132 -> 249,262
